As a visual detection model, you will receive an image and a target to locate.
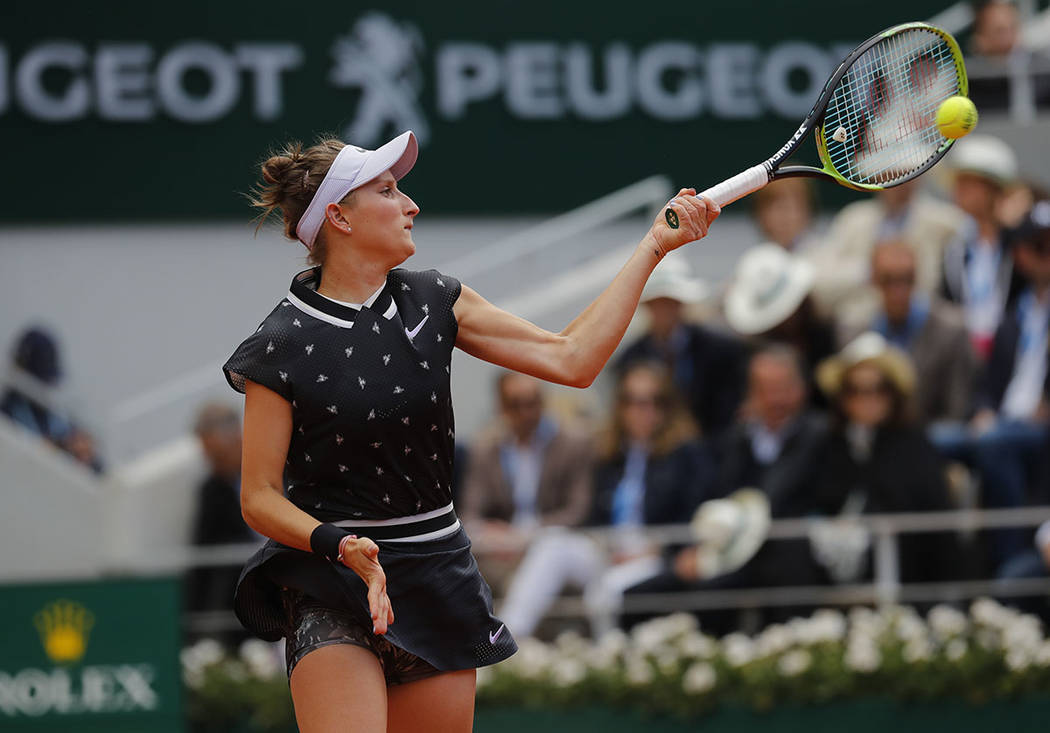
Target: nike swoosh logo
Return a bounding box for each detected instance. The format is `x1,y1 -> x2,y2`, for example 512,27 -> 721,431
489,623 -> 506,644
405,315 -> 429,340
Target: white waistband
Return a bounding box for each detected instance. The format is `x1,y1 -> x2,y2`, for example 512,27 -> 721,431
331,502 -> 454,528
377,519 -> 462,543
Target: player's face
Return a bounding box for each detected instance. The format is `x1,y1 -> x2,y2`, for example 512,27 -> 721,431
345,170 -> 420,262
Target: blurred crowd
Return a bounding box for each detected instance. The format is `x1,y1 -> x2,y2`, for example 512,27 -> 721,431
461,130 -> 1050,637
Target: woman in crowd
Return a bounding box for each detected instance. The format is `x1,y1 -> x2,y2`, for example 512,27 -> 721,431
499,361 -> 714,639
809,332 -> 954,585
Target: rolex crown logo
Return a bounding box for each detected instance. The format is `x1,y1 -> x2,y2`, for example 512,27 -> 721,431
34,599 -> 95,664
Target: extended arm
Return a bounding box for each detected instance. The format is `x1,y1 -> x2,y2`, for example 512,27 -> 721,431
454,190 -> 719,387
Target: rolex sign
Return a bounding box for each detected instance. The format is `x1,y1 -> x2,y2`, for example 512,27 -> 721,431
0,579 -> 183,733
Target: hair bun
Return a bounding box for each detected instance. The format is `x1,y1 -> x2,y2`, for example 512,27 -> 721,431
261,154 -> 298,186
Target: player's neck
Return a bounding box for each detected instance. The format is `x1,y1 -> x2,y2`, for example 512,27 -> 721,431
317,253 -> 391,304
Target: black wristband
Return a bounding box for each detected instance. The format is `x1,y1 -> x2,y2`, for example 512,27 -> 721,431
310,523 -> 350,562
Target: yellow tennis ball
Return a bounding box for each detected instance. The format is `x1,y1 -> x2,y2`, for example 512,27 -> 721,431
936,96 -> 978,139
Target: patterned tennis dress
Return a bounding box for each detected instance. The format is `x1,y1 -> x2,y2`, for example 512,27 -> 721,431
223,266 -> 517,675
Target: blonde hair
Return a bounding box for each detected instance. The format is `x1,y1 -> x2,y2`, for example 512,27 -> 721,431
597,361 -> 699,460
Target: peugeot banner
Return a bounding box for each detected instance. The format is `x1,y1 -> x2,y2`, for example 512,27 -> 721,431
2,0 -> 953,220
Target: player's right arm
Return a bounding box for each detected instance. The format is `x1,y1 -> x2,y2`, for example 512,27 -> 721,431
240,379 -> 394,632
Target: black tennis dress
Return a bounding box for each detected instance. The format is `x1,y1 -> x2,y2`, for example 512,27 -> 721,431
223,266 -> 517,672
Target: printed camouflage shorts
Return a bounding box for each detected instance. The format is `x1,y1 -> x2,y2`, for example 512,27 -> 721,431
280,588 -> 441,685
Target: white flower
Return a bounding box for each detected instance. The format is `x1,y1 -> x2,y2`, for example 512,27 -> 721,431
756,624 -> 793,657
680,631 -> 717,659
551,657 -> 587,687
625,653 -> 654,686
723,633 -> 755,668
804,609 -> 847,644
654,646 -> 681,675
777,649 -> 812,677
845,637 -> 881,673
181,638 -> 225,686
512,639 -> 552,680
239,639 -> 281,679
971,597 -> 1015,629
893,609 -> 927,643
632,621 -> 672,654
555,630 -> 589,656
682,662 -> 717,694
1035,641 -> 1050,667
1005,648 -> 1031,672
928,605 -> 968,639
945,638 -> 968,662
476,666 -> 494,688
976,629 -> 1000,652
903,638 -> 932,663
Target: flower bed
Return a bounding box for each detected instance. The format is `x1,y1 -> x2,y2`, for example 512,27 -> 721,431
182,599 -> 1050,732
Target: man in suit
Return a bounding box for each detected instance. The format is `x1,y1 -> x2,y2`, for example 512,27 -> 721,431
837,240 -> 978,424
625,345 -> 827,633
460,372 -> 594,589
808,178 -> 966,316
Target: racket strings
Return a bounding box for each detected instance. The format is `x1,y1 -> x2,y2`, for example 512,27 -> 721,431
822,28 -> 963,186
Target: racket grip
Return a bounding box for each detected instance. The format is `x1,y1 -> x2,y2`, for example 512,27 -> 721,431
664,164 -> 770,229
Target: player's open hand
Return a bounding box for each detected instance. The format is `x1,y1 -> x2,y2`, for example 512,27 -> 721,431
646,188 -> 721,257
339,536 -> 395,634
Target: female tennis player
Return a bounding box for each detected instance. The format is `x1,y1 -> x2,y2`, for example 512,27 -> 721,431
223,130 -> 718,732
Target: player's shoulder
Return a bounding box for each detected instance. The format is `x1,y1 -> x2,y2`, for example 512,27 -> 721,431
388,268 -> 462,296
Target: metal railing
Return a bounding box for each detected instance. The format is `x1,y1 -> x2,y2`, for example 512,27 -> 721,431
177,505 -> 1050,635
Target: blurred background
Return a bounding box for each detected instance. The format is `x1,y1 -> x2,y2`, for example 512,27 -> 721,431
3,1 -> 1050,731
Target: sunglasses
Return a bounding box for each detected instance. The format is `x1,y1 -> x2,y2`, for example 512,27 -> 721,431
842,381 -> 891,397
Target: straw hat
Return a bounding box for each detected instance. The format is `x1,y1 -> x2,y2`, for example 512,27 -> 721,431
641,252 -> 708,304
815,331 -> 917,398
724,244 -> 814,335
689,488 -> 771,578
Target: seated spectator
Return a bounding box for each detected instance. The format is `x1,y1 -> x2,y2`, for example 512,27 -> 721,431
498,362 -> 714,639
1,326 -> 103,473
460,372 -> 594,590
623,345 -> 828,633
724,243 -> 835,406
617,253 -> 746,439
966,0 -> 1050,115
935,201 -> 1050,566
751,178 -> 821,253
837,240 -> 978,424
808,179 -> 965,315
940,134 -> 1021,357
810,333 -> 954,584
186,402 -> 260,620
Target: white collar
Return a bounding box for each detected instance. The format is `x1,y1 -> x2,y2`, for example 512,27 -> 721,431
315,282 -> 387,311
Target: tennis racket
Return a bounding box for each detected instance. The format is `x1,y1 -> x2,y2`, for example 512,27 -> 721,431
664,21 -> 968,229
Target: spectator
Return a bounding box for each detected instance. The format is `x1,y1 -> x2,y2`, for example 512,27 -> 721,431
186,402 -> 260,619
1,326 -> 103,473
751,178 -> 821,253
624,345 -> 828,633
941,134 -> 1021,357
617,252 -> 746,439
498,362 -> 713,638
937,200 -> 1050,566
808,180 -> 965,314
460,372 -> 594,590
724,243 -> 835,405
810,333 -> 954,584
967,0 -> 1050,115
837,240 -> 978,424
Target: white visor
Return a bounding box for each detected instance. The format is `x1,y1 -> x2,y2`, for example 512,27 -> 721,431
295,130 -> 418,249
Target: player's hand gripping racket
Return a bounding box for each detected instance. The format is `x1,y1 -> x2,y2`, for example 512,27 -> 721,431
664,22 -> 968,229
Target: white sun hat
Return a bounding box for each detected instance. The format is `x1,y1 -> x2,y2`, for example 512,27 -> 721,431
641,252 -> 709,304
724,243 -> 815,335
296,130 -> 419,249
689,488 -> 771,579
947,134 -> 1018,187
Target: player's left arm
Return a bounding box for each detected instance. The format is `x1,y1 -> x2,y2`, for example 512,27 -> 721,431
454,189 -> 718,388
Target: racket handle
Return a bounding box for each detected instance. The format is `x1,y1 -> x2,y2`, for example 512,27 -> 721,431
664,164 -> 770,229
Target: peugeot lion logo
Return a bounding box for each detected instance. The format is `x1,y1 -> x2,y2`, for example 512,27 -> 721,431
330,13 -> 431,147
